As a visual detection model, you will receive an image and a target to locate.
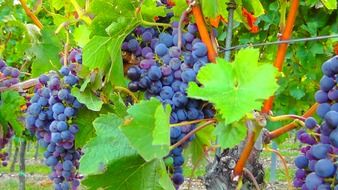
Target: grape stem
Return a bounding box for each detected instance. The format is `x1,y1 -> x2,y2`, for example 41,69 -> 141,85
0,78 -> 39,92
263,146 -> 292,190
267,103 -> 318,140
243,167 -> 260,190
169,118 -> 216,127
170,120 -> 215,150
19,0 -> 43,29
268,114 -> 307,122
177,1 -> 195,50
69,0 -> 92,25
63,30 -> 70,66
114,86 -> 139,103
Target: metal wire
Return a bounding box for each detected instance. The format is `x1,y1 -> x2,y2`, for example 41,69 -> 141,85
219,34 -> 338,52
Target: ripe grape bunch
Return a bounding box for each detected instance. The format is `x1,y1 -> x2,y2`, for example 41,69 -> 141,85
0,128 -> 13,167
25,63 -> 82,190
294,56 -> 338,190
124,23 -> 214,189
0,59 -> 21,87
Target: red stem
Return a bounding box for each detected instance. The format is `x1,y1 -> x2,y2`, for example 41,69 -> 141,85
191,5 -> 217,62
261,0 -> 300,112
269,103 -> 318,139
233,129 -> 256,177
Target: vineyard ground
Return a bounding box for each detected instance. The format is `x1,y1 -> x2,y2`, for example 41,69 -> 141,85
0,138 -> 300,190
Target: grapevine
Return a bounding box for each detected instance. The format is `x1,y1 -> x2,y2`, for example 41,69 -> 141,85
0,1 -> 337,190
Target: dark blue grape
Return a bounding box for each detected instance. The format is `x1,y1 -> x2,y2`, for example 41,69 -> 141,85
305,117 -> 317,129
320,76 -> 335,92
324,111 -> 338,128
314,159 -> 335,177
295,155 -> 309,169
315,90 -> 329,103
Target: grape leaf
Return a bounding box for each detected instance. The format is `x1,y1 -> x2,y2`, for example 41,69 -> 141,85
89,0 -> 139,37
187,48 -> 278,124
214,121 -> 247,148
29,27 -> 62,77
243,0 -> 265,17
321,0 -> 337,10
120,98 -> 171,161
141,0 -> 167,21
73,25 -> 90,48
71,87 -> 103,111
83,36 -> 112,71
82,156 -> 175,190
109,93 -> 128,118
186,124 -> 215,166
201,0 -> 228,18
73,105 -> 115,148
79,114 -> 137,175
0,91 -> 25,136
172,0 -> 188,21
153,104 -> 171,145
73,108 -> 98,148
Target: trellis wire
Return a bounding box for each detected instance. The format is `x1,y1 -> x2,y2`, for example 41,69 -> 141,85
219,34 -> 338,52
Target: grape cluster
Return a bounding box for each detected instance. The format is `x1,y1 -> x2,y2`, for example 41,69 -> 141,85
0,59 -> 20,87
25,63 -> 82,190
0,128 -> 13,167
60,48 -> 82,65
294,56 -> 338,190
124,23 -> 214,189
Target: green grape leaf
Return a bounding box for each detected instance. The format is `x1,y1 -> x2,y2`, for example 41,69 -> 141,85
0,91 -> 25,136
187,48 -> 278,124
106,37 -> 127,86
321,0 -> 337,10
109,93 -> 128,118
120,98 -> 171,161
172,0 -> 188,21
141,0 -> 167,21
153,104 -> 171,145
186,124 -> 215,166
29,27 -> 62,77
201,0 -> 228,19
71,87 -> 103,111
243,0 -> 265,17
74,104 -> 115,148
79,114 -> 137,175
73,108 -> 98,148
214,121 -> 247,148
83,36 -> 112,71
73,25 -> 90,48
89,0 -> 139,36
82,156 -> 175,190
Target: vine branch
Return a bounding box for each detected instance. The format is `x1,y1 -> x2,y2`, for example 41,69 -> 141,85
0,78 -> 39,92
190,1 -> 217,62
19,0 -> 43,29
170,120 -> 216,150
262,0 -> 300,113
267,103 -> 318,140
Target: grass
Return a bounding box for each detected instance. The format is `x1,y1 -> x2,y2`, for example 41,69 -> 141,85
0,178 -> 52,190
0,162 -> 50,175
